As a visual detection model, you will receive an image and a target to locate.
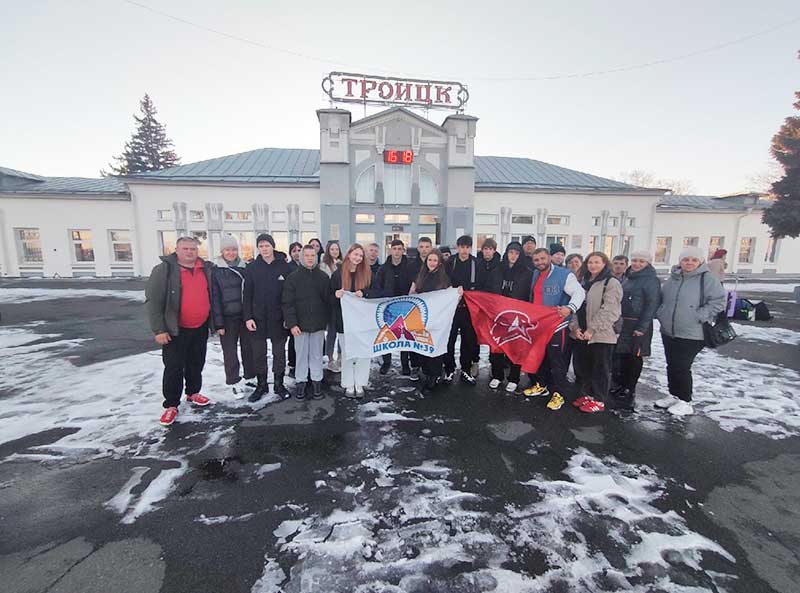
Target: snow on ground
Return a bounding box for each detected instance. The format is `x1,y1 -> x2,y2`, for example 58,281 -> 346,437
723,282 -> 798,294
0,287 -> 145,304
251,398 -> 737,592
638,322 -> 800,439
0,322 -> 278,523
730,322 -> 800,345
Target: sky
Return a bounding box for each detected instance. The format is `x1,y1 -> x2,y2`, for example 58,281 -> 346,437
1,0 -> 798,195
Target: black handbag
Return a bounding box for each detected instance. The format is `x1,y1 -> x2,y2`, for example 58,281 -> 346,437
700,272 -> 736,348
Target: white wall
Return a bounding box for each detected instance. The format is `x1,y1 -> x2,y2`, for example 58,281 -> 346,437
128,183 -> 321,275
0,197 -> 135,277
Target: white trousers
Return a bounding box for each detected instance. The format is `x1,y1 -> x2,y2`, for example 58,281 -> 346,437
294,330 -> 324,382
338,333 -> 370,390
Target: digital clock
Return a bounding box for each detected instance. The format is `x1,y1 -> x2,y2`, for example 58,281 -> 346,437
383,149 -> 413,165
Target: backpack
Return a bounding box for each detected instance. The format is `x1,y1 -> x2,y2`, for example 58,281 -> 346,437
753,301 -> 773,321
733,298 -> 755,321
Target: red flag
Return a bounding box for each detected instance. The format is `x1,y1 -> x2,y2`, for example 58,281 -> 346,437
464,291 -> 564,373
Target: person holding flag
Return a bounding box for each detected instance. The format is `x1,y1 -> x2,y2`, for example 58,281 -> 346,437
521,247 -> 585,411
444,235 -> 481,385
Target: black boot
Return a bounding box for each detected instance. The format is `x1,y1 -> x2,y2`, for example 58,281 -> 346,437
421,374 -> 438,394
295,382 -> 307,400
274,374 -> 289,399
610,388 -> 635,411
248,375 -> 268,402
312,381 -> 324,400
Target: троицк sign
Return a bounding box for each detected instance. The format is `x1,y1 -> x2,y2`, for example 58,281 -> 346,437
322,72 -> 469,111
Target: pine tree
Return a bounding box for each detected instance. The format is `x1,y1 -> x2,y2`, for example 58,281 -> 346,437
762,52 -> 800,238
106,94 -> 180,175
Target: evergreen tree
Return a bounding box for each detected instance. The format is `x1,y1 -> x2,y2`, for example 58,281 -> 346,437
763,52 -> 800,238
106,94 -> 180,175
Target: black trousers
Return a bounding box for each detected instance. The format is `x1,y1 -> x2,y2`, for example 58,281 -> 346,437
661,334 -> 705,402
572,341 -> 614,403
288,334 -> 296,368
162,325 -> 208,408
612,353 -> 644,393
490,352 -> 521,383
383,351 -> 411,368
252,333 -> 287,378
423,354 -> 445,378
219,318 -> 255,384
409,352 -> 422,370
528,327 -> 569,395
445,307 -> 478,373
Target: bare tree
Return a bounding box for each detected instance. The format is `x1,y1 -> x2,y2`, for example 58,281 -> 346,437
617,170 -> 694,195
745,161 -> 782,194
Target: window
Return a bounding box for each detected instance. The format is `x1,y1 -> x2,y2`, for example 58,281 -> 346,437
655,237 -> 672,264
109,230 -> 133,263
683,236 -> 699,248
70,230 -> 95,263
510,234 -> 523,244
301,211 -> 316,223
738,237 -> 755,264
547,216 -> 570,225
355,232 -> 375,245
571,235 -> 583,249
227,232 -> 255,261
192,231 -> 209,259
419,214 -> 438,225
157,209 -> 172,221
225,211 -> 252,222
189,210 -> 204,222
545,235 -> 567,247
764,237 -> 779,264
15,228 -> 43,264
271,231 -> 289,254
627,217 -> 636,228
301,231 -> 317,245
384,165 -> 412,204
384,213 -> 411,224
708,236 -> 725,260
602,236 -> 615,258
419,171 -> 439,205
272,211 -> 287,224
477,233 -> 495,249
159,230 -> 177,256
607,217 -> 618,227
355,167 -> 376,204
512,214 -> 534,225
591,217 -> 600,227
355,213 -> 376,224
475,213 -> 498,225
588,236 -> 598,252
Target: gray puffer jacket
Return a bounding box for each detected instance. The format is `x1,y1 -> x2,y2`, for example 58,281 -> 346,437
656,263 -> 726,341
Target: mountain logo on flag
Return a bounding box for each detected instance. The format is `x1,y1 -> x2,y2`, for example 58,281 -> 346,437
490,310 -> 539,346
375,297 -> 433,346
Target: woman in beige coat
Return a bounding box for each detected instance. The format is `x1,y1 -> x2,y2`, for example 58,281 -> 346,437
569,251 -> 623,413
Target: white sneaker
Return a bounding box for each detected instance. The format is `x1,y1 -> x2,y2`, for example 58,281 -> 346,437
328,360 -> 341,373
323,355 -> 330,365
470,362 -> 479,378
654,395 -> 676,409
232,385 -> 246,399
355,387 -> 365,399
489,378 -> 501,389
345,388 -> 356,398
668,400 -> 694,416
505,382 -> 518,393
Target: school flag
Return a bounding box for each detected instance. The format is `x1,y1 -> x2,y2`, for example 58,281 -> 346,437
340,288 -> 461,359
463,291 -> 564,373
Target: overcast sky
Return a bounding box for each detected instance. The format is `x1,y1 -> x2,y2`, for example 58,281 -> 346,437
1,0 -> 798,195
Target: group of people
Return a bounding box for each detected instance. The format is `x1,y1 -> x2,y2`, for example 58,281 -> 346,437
145,231 -> 726,426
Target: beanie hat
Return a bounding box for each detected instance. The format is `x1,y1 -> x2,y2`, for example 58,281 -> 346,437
256,233 -> 275,248
220,234 -> 239,251
629,249 -> 652,263
678,246 -> 705,262
549,243 -> 566,256
522,235 -> 537,247
439,246 -> 451,254
505,241 -> 523,255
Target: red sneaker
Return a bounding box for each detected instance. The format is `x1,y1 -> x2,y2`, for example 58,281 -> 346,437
186,393 -> 210,406
579,399 -> 605,413
160,407 -> 178,426
572,395 -> 592,408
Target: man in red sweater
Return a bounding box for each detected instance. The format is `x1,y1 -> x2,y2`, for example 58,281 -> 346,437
145,236 -> 214,426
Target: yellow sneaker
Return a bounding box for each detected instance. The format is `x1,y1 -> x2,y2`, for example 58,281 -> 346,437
522,383 -> 549,397
546,392 -> 564,411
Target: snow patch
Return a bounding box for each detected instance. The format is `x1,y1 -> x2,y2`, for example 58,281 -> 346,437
724,282 -> 797,294
0,287 -> 145,304
730,322 -> 800,345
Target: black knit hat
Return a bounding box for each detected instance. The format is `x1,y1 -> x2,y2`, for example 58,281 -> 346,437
505,241 -> 523,255
549,243 -> 566,255
256,233 -> 275,248
522,235 -> 537,247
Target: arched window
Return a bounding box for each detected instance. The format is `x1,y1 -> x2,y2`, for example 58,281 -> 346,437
355,166 -> 375,203
384,165 -> 412,205
419,170 -> 439,205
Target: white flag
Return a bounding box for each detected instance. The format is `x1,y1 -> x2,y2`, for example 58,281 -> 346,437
340,288 -> 461,359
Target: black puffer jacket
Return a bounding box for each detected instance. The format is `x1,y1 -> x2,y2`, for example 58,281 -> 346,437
210,257 -> 247,330
330,267 -> 376,334
242,253 -> 290,339
615,264 -> 661,356
374,255 -> 415,297
282,264 -> 330,332
477,252 -> 503,294
500,255 -> 533,301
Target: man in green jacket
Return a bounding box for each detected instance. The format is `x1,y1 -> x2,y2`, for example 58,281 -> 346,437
281,245 -> 330,400
145,236 -> 214,426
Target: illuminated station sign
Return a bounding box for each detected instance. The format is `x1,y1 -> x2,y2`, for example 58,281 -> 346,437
322,72 -> 469,111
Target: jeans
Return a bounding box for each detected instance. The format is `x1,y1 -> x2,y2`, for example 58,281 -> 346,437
528,327 -> 569,395
294,330 -> 325,382
219,318 -> 255,384
338,333 -> 371,389
661,333 -> 705,402
490,352 -> 521,383
162,325 -> 208,408
613,353 -> 645,393
572,341 -> 614,403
